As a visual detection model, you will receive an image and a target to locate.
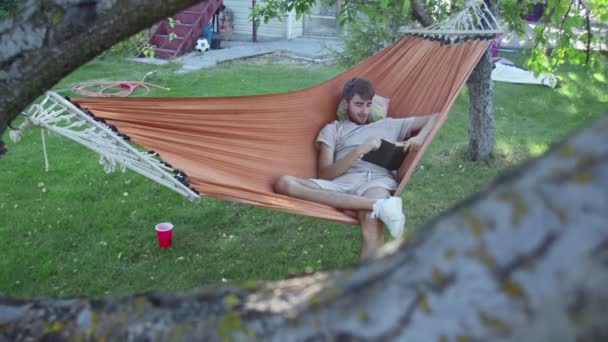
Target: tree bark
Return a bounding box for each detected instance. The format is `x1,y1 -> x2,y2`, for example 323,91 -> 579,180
467,47 -> 496,161
409,0 -> 433,27
0,0 -> 202,156
2,115 -> 607,341
465,0 -> 498,161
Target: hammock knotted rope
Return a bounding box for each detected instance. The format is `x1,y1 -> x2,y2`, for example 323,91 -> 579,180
17,1 -> 502,224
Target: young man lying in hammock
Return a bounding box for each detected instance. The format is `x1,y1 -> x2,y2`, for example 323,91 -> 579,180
275,77 -> 437,259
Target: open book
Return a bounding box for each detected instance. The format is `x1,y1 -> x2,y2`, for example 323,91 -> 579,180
361,139 -> 407,171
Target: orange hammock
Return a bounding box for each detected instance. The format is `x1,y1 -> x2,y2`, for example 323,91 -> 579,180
71,36 -> 491,224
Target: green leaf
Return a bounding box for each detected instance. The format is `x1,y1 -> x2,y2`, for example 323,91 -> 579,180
401,0 -> 409,16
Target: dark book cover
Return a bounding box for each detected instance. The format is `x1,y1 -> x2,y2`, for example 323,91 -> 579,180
361,139 -> 407,171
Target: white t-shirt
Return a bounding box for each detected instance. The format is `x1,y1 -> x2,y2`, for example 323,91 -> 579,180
316,118 -> 415,176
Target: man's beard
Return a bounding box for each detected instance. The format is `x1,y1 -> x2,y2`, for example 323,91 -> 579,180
347,111 -> 368,125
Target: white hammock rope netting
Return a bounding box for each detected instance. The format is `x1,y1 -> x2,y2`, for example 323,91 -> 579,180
12,92 -> 200,201
12,1 -> 501,204
402,0 -> 503,41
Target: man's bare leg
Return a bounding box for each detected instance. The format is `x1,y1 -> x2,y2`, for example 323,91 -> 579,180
274,175 -> 375,211
276,176 -> 404,256
358,187 -> 391,260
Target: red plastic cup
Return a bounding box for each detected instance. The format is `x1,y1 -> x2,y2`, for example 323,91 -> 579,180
155,222 -> 173,248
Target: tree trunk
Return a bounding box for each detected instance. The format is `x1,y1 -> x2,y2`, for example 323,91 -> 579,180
408,0 -> 497,161
2,115 -> 607,341
467,47 -> 496,161
0,0 -> 202,156
409,0 -> 433,26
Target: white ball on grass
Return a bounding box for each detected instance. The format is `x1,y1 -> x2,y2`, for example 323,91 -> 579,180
195,38 -> 210,53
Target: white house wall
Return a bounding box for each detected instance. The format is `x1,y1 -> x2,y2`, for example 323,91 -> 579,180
223,0 -> 302,39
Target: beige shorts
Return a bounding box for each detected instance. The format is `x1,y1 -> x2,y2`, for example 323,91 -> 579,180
309,171 -> 398,197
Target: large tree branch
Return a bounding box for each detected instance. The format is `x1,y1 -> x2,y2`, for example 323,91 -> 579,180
0,0 -> 203,155
2,115 -> 607,340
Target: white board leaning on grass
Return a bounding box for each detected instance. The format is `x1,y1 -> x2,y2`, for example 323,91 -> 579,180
491,58 -> 558,88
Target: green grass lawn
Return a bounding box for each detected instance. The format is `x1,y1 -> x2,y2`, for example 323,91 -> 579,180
1,52 -> 606,298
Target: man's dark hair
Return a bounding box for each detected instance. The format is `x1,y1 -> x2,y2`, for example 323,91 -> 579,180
342,77 -> 375,101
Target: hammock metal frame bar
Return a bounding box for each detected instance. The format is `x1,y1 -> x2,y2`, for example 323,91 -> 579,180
401,0 -> 503,38
22,91 -> 201,202
404,29 -> 504,35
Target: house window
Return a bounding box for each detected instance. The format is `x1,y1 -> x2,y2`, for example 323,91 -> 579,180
303,1 -> 340,37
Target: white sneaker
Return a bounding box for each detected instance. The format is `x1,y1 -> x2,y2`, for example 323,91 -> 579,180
370,196 -> 406,238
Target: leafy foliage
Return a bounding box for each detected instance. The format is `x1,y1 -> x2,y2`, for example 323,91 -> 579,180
332,0 -> 410,66
251,0 -> 317,23
101,29 -> 152,58
501,0 -> 607,75
416,0 -> 467,22
333,19 -> 396,67
0,0 -> 17,17
167,17 -> 180,28
254,0 -> 607,74
140,43 -> 156,59
253,0 -> 465,67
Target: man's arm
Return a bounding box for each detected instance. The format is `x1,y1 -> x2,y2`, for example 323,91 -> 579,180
396,113 -> 439,153
317,139 -> 381,180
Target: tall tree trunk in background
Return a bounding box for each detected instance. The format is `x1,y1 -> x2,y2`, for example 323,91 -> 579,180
467,47 -> 495,160
409,0 -> 433,26
410,0 -> 496,161
1,115 -> 608,340
0,0 -> 201,156
466,0 -> 497,161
